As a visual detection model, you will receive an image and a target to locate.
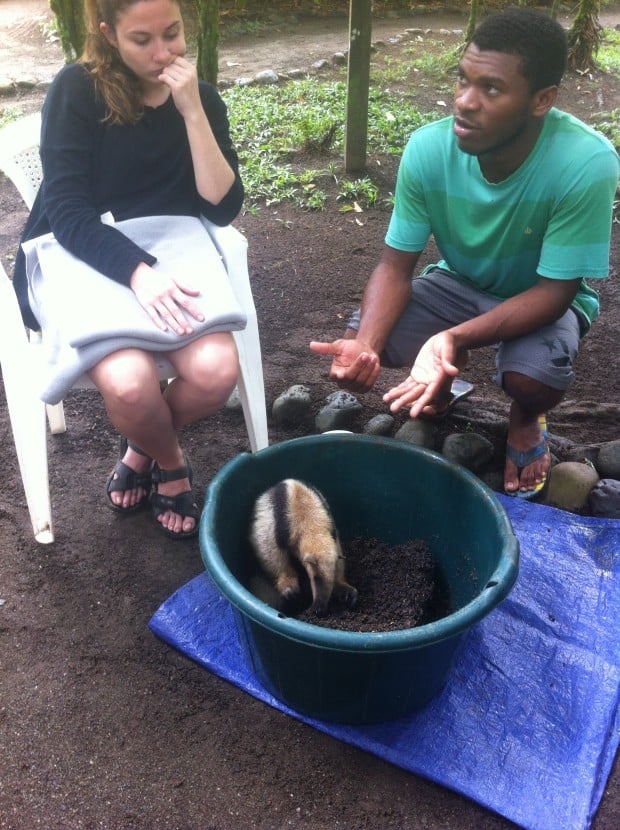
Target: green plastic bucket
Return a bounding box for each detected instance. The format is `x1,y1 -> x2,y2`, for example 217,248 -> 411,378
200,434 -> 519,724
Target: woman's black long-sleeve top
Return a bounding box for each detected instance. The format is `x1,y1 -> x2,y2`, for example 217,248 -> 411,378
13,63 -> 244,329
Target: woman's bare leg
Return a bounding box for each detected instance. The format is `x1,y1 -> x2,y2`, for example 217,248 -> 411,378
91,348 -> 172,510
163,332 -> 239,430
89,333 -> 238,534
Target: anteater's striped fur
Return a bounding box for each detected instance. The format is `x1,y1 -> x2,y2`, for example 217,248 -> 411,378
249,479 -> 358,616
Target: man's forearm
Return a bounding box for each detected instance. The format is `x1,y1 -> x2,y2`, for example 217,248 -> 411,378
357,268 -> 411,352
356,247 -> 421,354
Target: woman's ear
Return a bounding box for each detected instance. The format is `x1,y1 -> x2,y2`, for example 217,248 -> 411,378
532,85 -> 559,118
99,21 -> 118,48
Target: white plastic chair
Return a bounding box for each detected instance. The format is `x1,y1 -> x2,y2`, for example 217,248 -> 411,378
0,112 -> 269,544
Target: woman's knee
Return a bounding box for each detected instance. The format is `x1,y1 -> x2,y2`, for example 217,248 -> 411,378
176,334 -> 239,395
90,350 -> 158,407
206,341 -> 239,397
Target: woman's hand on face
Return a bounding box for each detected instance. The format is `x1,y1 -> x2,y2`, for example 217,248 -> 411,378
158,55 -> 202,119
130,262 -> 205,335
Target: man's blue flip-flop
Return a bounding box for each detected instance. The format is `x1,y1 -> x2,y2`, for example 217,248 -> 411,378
505,414 -> 550,501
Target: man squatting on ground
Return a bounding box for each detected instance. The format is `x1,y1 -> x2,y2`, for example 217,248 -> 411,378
311,7 -> 620,499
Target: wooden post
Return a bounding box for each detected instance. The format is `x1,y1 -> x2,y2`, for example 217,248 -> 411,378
345,0 -> 373,172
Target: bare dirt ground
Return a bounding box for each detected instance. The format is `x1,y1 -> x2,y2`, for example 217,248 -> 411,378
0,2 -> 619,829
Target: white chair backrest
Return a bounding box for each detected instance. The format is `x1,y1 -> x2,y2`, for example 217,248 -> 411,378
0,112 -> 42,210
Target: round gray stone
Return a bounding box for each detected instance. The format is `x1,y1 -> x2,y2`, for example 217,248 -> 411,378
589,478 -> 620,518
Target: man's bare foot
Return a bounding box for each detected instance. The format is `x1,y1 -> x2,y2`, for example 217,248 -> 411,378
504,403 -> 550,497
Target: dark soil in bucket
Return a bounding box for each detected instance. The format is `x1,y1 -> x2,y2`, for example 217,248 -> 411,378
297,537 -> 453,632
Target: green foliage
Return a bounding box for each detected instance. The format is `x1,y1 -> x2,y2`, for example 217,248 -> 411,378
223,79 -> 433,210
597,28 -> 620,77
337,177 -> 379,209
591,105 -> 620,223
0,106 -> 24,129
374,39 -> 459,104
591,108 -> 620,151
217,1 -> 421,14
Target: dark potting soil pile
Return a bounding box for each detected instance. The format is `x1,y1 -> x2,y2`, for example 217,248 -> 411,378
297,537 -> 452,632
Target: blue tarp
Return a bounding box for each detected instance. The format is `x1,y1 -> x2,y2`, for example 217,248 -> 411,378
149,496 -> 620,830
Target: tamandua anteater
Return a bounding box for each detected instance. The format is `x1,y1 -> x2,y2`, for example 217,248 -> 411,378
249,479 -> 358,616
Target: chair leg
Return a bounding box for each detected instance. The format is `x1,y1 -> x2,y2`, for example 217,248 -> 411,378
4,364 -> 54,543
0,278 -> 54,542
234,325 -> 269,452
46,401 -> 67,434
196,216 -> 269,451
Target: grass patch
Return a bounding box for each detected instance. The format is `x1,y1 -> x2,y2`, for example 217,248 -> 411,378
598,28 -> 620,78
591,108 -> 620,151
0,106 -> 24,129
223,79 -> 434,210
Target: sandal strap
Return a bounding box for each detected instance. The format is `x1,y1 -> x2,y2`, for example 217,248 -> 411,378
151,489 -> 199,519
150,456 -> 198,538
107,460 -> 152,494
120,436 -> 150,457
152,458 -> 193,486
127,441 -> 149,457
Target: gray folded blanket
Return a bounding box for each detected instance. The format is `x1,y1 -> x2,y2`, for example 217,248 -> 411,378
22,215 -> 247,404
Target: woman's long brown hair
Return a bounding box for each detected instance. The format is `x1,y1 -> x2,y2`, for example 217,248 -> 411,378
80,0 -> 165,125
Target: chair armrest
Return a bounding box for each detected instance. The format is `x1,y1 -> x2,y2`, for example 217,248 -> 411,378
199,216 -> 256,316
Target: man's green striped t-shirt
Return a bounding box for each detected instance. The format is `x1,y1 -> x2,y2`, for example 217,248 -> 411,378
385,108 -> 620,328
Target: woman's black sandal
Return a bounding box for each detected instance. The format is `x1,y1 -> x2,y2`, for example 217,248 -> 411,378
150,459 -> 199,540
106,437 -> 153,514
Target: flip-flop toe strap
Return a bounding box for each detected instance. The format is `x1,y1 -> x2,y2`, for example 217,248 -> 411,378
505,440 -> 548,471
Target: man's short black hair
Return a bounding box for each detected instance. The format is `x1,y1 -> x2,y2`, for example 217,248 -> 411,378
471,7 -> 568,91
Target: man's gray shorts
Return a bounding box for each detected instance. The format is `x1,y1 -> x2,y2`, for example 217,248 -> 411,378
347,268 -> 583,391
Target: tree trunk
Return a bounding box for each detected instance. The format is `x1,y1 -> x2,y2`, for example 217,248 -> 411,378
464,0 -> 479,44
567,0 -> 602,72
195,0 -> 220,84
49,0 -> 86,62
344,0 -> 372,172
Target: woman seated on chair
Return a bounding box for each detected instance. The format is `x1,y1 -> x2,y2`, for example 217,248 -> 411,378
12,0 -> 244,539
